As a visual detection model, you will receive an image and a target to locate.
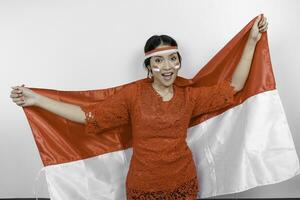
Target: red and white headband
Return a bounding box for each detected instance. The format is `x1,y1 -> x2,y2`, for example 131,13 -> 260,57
144,46 -> 179,59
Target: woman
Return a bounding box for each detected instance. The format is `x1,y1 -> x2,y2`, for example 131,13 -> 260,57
10,15 -> 268,200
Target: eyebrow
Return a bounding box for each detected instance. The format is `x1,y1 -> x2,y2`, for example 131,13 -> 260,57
153,53 -> 177,58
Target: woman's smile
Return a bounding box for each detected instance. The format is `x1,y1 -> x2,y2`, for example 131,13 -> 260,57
161,72 -> 174,81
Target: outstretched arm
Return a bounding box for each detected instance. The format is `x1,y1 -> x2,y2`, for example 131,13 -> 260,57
231,14 -> 268,91
35,94 -> 86,124
10,84 -> 86,124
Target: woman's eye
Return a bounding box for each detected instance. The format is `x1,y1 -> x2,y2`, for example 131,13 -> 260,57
155,58 -> 161,63
171,57 -> 177,61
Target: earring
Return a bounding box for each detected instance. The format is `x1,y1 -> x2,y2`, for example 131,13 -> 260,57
148,71 -> 153,79
147,68 -> 153,79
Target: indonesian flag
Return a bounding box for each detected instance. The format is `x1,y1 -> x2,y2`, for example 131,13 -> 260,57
23,16 -> 300,199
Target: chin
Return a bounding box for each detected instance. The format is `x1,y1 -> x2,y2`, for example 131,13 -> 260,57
159,76 -> 176,86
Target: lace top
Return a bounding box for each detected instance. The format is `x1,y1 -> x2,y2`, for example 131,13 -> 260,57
80,77 -> 237,199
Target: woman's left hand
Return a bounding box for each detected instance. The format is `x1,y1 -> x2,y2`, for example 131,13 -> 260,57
249,14 -> 268,43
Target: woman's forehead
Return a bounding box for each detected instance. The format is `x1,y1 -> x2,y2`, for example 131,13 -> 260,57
152,52 -> 177,58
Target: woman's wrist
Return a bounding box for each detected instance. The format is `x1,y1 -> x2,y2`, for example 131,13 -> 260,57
247,37 -> 258,46
34,93 -> 46,107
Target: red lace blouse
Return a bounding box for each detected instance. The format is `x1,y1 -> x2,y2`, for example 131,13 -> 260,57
80,77 -> 237,200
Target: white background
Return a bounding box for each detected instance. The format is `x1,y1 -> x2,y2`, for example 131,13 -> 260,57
1,0 -> 299,198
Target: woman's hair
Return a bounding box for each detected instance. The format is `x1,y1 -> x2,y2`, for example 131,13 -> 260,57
143,35 -> 182,76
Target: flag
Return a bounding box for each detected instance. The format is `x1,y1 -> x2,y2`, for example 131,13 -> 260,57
23,15 -> 300,199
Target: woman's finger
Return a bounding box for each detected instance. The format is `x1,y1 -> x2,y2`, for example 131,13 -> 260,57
12,88 -> 22,93
260,24 -> 268,32
11,90 -> 22,95
15,100 -> 25,105
259,17 -> 266,28
261,20 -> 267,28
11,90 -> 19,95
11,87 -> 19,90
13,95 -> 23,100
12,97 -> 23,102
18,102 -> 25,107
15,98 -> 24,102
261,26 -> 268,32
10,93 -> 20,98
262,22 -> 268,29
259,21 -> 267,28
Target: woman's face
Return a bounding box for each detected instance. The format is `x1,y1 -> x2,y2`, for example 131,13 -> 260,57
148,45 -> 181,87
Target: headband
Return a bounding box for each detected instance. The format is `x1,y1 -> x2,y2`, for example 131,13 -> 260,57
144,46 -> 179,59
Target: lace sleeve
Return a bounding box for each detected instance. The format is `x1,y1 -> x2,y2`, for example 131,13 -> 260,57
190,79 -> 238,118
80,83 -> 137,135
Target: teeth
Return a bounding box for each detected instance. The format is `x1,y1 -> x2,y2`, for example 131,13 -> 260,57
162,73 -> 173,76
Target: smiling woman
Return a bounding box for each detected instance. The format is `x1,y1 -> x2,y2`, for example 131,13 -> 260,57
143,35 -> 183,100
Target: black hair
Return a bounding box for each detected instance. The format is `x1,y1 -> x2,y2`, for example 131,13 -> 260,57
143,35 -> 182,77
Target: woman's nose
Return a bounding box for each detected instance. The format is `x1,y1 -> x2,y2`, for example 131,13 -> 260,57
162,60 -> 173,69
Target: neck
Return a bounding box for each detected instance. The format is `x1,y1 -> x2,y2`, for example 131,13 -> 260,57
151,79 -> 173,93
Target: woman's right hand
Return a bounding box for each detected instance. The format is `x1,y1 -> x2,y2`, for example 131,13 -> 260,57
10,84 -> 39,107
